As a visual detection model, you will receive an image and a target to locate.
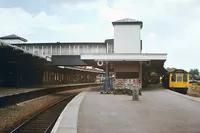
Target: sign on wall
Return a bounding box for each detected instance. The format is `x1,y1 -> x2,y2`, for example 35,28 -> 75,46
114,78 -> 140,90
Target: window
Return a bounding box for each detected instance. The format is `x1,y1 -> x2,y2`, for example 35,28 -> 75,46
171,74 -> 176,82
29,46 -> 33,53
88,45 -> 92,53
57,45 -> 60,54
83,45 -> 87,53
177,74 -> 182,82
107,43 -> 113,53
52,46 -> 56,55
26,46 -> 30,51
96,45 -> 98,53
98,45 -> 101,53
100,44 -> 106,53
69,45 -> 74,55
183,74 -> 188,82
43,45 -> 48,55
38,46 -> 42,55
74,45 -> 78,55
21,46 -> 25,50
92,45 -> 96,53
47,46 -> 51,55
79,45 -> 83,54
61,45 -> 69,55
34,46 -> 39,55
52,46 -> 60,55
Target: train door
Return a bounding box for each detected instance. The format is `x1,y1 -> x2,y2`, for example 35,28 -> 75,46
169,73 -> 176,88
176,73 -> 183,88
183,73 -> 189,88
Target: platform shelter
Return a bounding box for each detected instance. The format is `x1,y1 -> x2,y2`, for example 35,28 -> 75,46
81,18 -> 167,90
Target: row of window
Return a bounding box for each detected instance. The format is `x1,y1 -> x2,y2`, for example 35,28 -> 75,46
19,44 -> 114,56
171,74 -> 188,82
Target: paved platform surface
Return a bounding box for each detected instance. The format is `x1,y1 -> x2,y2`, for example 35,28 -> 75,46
0,83 -> 98,97
78,88 -> 200,133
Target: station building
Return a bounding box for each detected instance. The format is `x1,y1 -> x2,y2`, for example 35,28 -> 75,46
0,18 -> 167,88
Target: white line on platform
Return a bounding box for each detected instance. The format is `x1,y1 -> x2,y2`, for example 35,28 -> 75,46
51,91 -> 88,133
165,89 -> 200,102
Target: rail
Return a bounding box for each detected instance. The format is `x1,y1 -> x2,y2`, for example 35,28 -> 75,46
10,94 -> 77,133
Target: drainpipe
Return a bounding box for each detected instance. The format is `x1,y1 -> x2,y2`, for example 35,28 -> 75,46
139,61 -> 143,89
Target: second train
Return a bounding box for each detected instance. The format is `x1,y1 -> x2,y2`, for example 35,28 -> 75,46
162,69 -> 189,94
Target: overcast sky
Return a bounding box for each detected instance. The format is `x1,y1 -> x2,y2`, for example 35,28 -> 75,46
0,0 -> 199,71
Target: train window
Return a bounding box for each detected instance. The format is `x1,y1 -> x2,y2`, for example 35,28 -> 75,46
177,74 -> 182,82
183,74 -> 188,82
171,74 -> 176,82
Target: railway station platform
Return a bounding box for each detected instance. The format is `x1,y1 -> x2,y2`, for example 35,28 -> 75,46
0,83 -> 98,97
52,87 -> 200,133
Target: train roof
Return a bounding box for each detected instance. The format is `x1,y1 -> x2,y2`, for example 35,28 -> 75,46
166,69 -> 188,74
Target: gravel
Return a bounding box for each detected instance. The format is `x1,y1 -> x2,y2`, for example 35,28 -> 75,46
0,87 -> 90,133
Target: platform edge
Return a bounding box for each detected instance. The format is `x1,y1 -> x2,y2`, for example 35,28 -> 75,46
51,91 -> 88,133
165,89 -> 200,103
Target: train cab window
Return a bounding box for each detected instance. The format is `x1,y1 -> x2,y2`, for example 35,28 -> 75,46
183,74 -> 188,82
177,74 -> 182,82
171,74 -> 176,82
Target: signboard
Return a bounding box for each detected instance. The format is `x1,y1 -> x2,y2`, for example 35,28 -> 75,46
117,79 -> 122,84
114,78 -> 140,89
133,79 -> 139,85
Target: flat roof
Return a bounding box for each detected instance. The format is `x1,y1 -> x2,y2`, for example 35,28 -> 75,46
112,18 -> 143,28
13,42 -> 105,45
81,53 -> 167,61
0,39 -> 51,61
0,34 -> 27,42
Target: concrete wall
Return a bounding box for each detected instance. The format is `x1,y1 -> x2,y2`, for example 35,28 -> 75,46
114,25 -> 141,53
113,62 -> 140,78
114,63 -> 139,72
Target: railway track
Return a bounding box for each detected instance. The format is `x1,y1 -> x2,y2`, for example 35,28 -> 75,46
9,93 -> 77,133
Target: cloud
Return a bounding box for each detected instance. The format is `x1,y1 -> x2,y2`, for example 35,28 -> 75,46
147,32 -> 157,40
0,7 -> 86,42
49,0 -> 98,5
97,4 -> 129,22
105,0 -> 200,71
0,0 -> 200,71
0,0 -> 50,14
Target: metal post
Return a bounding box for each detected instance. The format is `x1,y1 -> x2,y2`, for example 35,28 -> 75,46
42,45 -> 44,55
139,61 -> 143,95
60,45 -> 62,55
51,45 -> 53,55
106,42 -> 108,53
139,61 -> 143,86
105,62 -> 110,93
33,46 -> 35,54
78,45 -> 80,54
16,63 -> 20,89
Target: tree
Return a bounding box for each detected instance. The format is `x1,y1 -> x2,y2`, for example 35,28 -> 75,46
189,69 -> 200,80
189,69 -> 199,76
